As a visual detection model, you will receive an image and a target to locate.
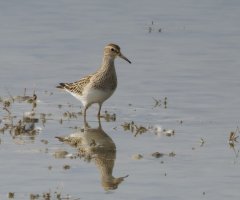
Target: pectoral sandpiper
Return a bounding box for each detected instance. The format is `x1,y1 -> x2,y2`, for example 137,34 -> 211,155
57,43 -> 131,119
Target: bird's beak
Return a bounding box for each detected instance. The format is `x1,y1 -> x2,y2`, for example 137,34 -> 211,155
119,53 -> 131,64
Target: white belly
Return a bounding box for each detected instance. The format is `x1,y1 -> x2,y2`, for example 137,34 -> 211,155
68,86 -> 115,107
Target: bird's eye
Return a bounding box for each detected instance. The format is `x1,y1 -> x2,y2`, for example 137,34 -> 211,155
111,48 -> 115,52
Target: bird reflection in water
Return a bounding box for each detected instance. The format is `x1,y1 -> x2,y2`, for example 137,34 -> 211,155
56,119 -> 128,191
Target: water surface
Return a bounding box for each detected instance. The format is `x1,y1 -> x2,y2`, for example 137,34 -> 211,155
0,0 -> 240,199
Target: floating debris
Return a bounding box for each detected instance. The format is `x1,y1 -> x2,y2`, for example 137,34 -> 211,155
132,154 -> 143,160
23,114 -> 39,124
121,121 -> 148,136
53,150 -> 69,159
0,89 -> 43,140
3,100 -> 11,108
152,97 -> 168,108
29,191 -> 78,200
30,191 -> 64,200
13,89 -> 37,104
30,193 -> 40,200
228,127 -> 239,149
121,121 -> 135,132
200,138 -> 205,147
152,152 -> 164,158
151,125 -> 175,137
152,97 -> 161,108
152,151 -> 176,158
134,125 -> 148,135
229,131 -> 239,146
228,127 -> 240,163
164,129 -> 175,137
26,94 -> 37,104
42,192 -> 51,200
121,122 -> 175,137
8,192 -> 14,198
100,110 -> 116,122
63,164 -> 71,170
147,21 -> 163,34
62,111 -> 82,119
168,152 -> 176,157
164,97 -> 167,108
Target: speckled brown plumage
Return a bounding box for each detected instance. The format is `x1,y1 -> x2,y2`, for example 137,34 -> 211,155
57,43 -> 131,119
57,74 -> 93,95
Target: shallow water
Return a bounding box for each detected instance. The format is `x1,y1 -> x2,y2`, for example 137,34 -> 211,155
1,0 -> 240,199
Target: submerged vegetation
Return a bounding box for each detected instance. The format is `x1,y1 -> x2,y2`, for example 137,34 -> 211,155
121,121 -> 148,136
0,89 -> 40,138
132,151 -> 176,160
29,190 -> 79,200
152,97 -> 168,109
121,121 -> 175,137
147,21 -> 163,33
0,89 -> 117,141
228,127 -> 240,163
101,110 -> 116,122
229,127 -> 239,148
1,88 -> 239,198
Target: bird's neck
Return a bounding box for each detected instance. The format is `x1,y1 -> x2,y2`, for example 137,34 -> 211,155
100,55 -> 115,71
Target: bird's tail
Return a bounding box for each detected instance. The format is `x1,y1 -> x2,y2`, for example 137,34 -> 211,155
56,83 -> 66,89
55,136 -> 66,142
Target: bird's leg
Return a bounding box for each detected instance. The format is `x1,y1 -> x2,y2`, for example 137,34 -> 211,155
83,105 -> 89,121
97,117 -> 102,129
83,107 -> 87,117
97,103 -> 102,118
84,117 -> 90,128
